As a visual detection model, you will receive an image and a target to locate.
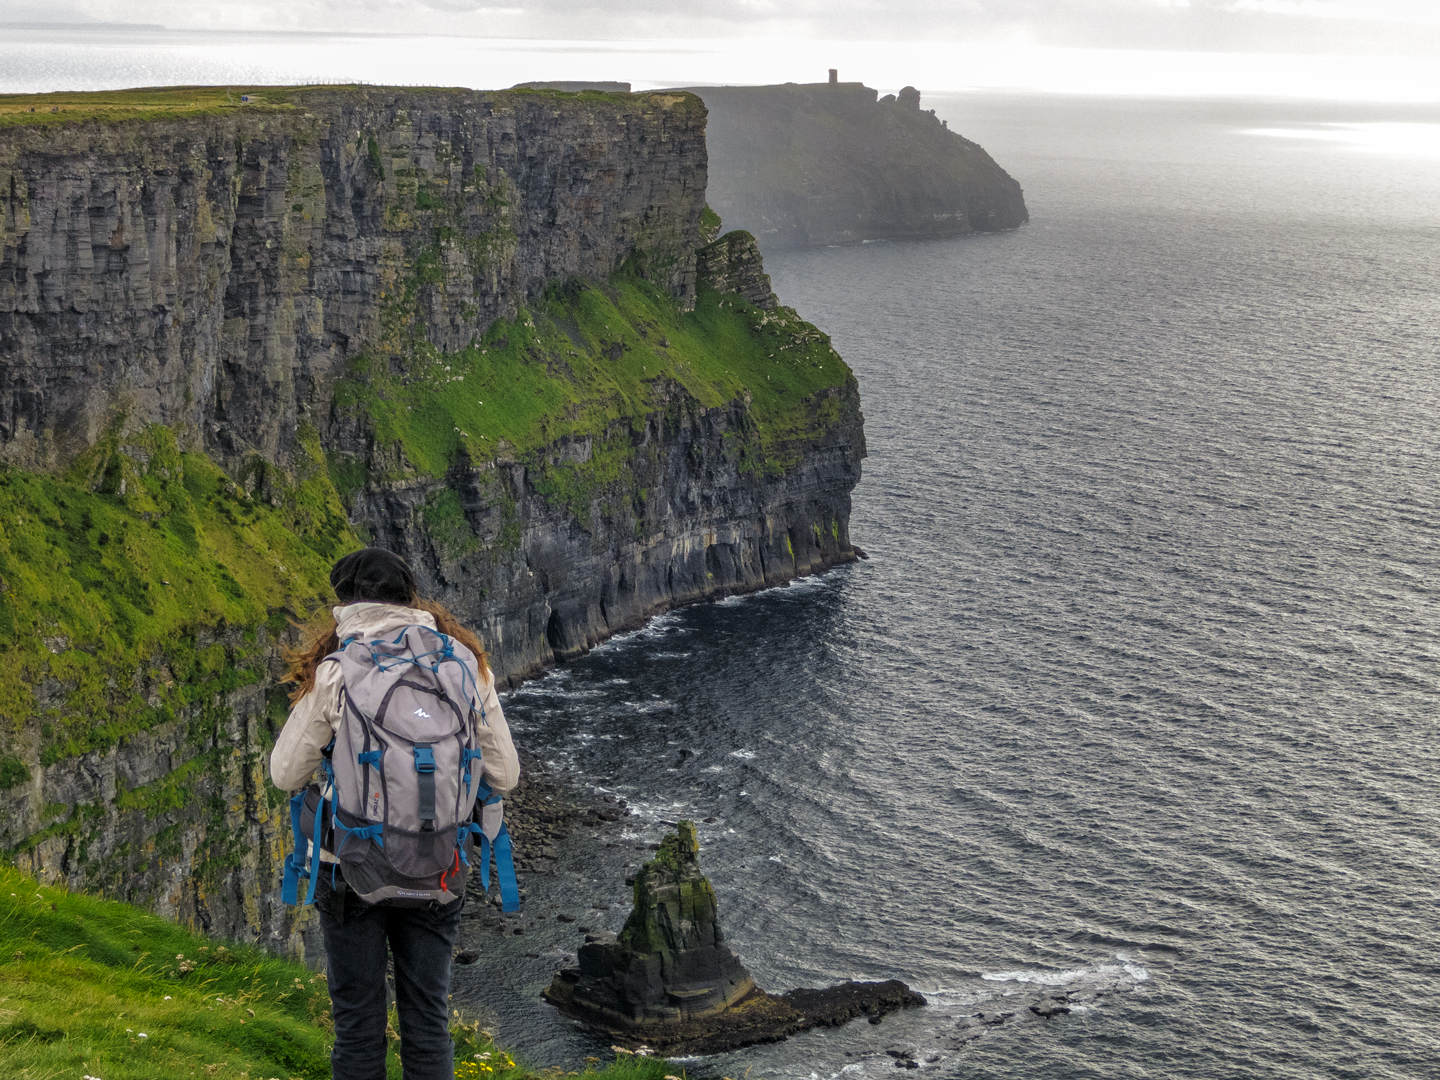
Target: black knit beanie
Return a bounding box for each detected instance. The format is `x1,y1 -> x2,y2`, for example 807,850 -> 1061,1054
330,548 -> 417,605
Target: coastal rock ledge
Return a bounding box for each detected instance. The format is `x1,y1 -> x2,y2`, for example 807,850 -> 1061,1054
544,822 -> 925,1055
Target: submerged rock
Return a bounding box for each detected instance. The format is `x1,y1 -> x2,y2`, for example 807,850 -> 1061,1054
544,822 -> 925,1054
950,968 -> 1143,1049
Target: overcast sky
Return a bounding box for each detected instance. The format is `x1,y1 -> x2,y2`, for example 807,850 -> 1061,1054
4,0 -> 1440,57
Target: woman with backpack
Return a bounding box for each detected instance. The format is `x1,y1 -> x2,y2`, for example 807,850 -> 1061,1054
270,547 -> 519,1080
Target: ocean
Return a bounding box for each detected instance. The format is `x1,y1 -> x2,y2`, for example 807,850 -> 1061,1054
470,94 -> 1440,1078
5,32 -> 1439,1077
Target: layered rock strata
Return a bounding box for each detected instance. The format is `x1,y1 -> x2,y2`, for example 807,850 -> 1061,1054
0,87 -> 704,475
685,81 -> 1028,251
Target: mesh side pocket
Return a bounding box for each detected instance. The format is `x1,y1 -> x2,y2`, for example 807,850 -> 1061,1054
332,805 -> 378,866
297,786 -> 330,854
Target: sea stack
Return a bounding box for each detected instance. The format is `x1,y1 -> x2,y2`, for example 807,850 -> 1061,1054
545,822 -> 926,1054
548,821 -> 756,1023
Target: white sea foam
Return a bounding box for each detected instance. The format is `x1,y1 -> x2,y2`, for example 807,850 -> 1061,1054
625,699 -> 675,713
982,956 -> 1149,988
982,967 -> 1093,986
730,749 -> 757,759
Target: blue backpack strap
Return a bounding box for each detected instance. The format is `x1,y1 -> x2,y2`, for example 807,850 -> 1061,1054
303,791 -> 326,906
467,784 -> 520,913
283,741 -> 336,908
281,789 -> 309,905
491,823 -> 520,912
302,751 -> 337,907
332,817 -> 384,857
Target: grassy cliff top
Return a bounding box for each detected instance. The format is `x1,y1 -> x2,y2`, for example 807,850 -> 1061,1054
0,83 -> 685,130
0,865 -> 685,1079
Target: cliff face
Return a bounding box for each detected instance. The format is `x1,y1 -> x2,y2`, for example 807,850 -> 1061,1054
0,87 -> 704,474
686,82 -> 1028,251
0,87 -> 865,959
357,377 -> 862,682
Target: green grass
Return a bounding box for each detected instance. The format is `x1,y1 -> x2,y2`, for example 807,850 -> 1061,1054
0,423 -> 356,770
0,864 -> 333,1080
0,866 -> 692,1080
332,266 -> 853,526
0,85 -> 682,131
0,85 -> 303,129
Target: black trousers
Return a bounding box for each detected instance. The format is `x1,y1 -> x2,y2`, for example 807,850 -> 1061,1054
317,871 -> 463,1080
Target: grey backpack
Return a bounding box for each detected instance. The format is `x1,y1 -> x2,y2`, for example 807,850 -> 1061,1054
281,624 -> 520,911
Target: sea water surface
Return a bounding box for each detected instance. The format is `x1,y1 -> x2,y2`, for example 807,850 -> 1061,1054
449,94 -> 1440,1079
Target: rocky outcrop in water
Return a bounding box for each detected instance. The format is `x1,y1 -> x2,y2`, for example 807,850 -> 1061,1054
683,80 -> 1028,251
548,821 -> 756,1024
545,822 -> 924,1054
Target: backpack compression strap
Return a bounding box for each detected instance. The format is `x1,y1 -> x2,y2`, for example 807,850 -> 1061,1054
463,781 -> 520,912
280,790 -> 309,906
281,747 -> 335,907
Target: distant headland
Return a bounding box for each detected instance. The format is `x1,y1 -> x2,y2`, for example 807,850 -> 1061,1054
678,75 -> 1029,251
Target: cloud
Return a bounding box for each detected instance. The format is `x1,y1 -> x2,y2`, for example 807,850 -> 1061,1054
416,0 -> 525,12
5,0 -> 1439,56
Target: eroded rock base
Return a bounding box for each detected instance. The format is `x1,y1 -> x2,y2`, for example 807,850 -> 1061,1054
547,979 -> 926,1056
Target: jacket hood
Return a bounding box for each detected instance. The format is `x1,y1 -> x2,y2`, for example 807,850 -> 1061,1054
333,602 -> 437,643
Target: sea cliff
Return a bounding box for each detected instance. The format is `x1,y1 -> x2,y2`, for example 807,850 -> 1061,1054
686,81 -> 1028,251
0,86 -> 865,958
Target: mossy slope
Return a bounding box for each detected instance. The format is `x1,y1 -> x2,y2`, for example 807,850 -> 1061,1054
335,256 -> 850,523
0,425 -> 354,772
0,865 -> 685,1080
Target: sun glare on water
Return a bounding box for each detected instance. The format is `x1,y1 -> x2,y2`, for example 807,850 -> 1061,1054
1243,122 -> 1440,158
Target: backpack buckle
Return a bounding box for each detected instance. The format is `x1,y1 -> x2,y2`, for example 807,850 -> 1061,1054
413,745 -> 436,773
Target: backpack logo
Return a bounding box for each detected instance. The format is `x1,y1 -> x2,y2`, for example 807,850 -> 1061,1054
414,707 -> 431,718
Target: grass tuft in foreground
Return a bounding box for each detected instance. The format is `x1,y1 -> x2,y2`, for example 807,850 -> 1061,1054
0,866 -> 690,1080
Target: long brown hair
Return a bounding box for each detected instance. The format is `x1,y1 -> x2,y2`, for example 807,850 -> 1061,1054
281,596 -> 492,704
